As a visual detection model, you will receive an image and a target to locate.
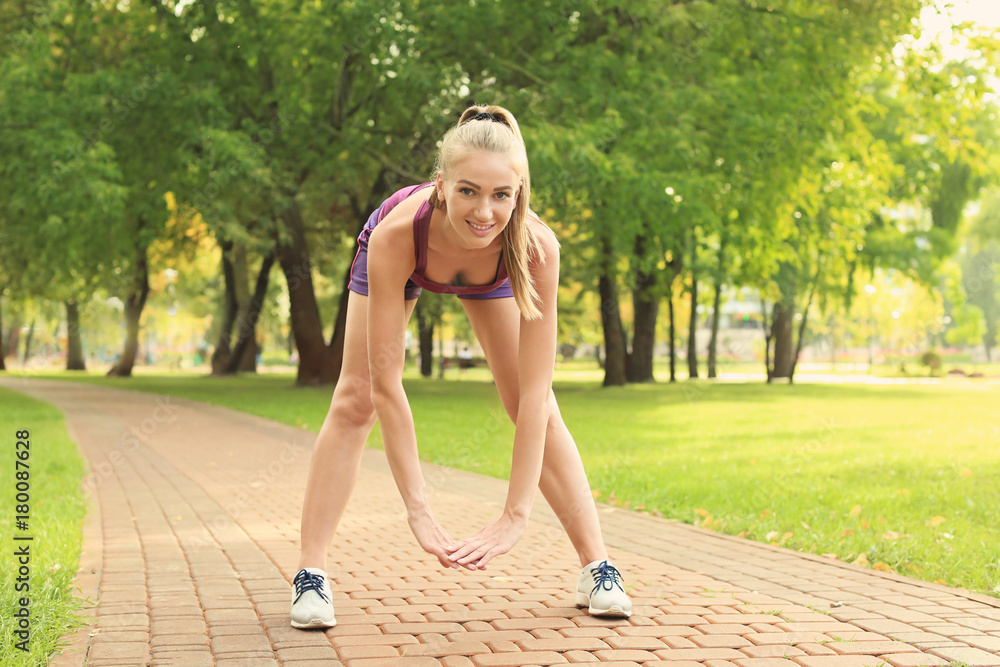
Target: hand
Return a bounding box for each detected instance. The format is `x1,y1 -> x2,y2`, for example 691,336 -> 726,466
446,513 -> 527,570
407,508 -> 473,570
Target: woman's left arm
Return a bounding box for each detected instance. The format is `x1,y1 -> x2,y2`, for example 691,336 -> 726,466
447,225 -> 561,569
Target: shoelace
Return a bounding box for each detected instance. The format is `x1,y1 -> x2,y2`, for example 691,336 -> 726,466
590,561 -> 624,595
293,569 -> 330,604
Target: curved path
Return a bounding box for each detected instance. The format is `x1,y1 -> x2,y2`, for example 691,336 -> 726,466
3,377 -> 999,667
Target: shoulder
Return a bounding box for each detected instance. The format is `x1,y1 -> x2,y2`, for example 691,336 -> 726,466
368,188 -> 430,274
526,209 -> 560,264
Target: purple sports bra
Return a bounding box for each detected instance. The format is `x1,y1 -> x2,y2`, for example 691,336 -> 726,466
376,183 -> 509,295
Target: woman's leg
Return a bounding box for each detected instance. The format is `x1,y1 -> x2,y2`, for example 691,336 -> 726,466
298,292 -> 416,570
460,297 -> 607,567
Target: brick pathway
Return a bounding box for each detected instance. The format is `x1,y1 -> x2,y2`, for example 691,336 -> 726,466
4,377 -> 999,667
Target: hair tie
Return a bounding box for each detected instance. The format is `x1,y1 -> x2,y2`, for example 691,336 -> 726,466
472,111 -> 498,122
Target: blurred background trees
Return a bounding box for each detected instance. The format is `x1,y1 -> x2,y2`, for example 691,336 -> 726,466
1,0 -> 998,385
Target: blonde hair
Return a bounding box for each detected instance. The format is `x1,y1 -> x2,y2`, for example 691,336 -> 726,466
429,104 -> 545,320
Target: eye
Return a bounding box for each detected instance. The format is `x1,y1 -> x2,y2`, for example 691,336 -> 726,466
459,187 -> 475,196
494,192 -> 511,200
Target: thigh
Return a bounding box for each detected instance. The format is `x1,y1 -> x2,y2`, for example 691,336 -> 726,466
460,297 -> 522,420
333,291 -> 418,400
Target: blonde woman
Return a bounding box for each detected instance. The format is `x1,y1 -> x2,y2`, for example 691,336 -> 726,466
291,105 -> 632,628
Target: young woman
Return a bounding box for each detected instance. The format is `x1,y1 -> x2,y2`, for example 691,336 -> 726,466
290,105 -> 632,629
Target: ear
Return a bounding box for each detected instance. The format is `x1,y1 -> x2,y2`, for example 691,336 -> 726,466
435,173 -> 445,198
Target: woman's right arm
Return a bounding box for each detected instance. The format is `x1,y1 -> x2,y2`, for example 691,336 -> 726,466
366,223 -> 462,569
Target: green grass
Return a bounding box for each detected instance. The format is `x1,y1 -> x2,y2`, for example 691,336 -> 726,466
0,387 -> 89,665
11,369 -> 1000,597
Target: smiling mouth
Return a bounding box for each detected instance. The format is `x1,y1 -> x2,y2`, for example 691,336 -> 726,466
467,220 -> 493,231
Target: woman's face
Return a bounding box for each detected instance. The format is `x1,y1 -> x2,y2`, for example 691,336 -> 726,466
437,150 -> 520,249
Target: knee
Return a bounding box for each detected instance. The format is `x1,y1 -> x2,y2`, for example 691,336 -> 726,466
328,375 -> 377,429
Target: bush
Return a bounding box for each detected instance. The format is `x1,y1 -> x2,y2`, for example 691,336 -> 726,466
921,350 -> 942,376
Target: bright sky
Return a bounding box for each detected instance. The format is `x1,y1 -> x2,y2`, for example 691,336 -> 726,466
914,0 -> 1000,97
919,0 -> 1000,49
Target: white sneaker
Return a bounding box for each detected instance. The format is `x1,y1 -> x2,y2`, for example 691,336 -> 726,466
290,567 -> 337,629
575,559 -> 632,617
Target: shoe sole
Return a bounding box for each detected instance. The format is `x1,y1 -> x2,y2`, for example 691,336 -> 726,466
575,592 -> 632,618
290,617 -> 337,629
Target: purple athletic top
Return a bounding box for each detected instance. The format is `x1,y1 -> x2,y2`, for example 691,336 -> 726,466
349,183 -> 511,300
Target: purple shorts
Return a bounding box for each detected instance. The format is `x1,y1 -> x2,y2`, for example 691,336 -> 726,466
348,192 -> 513,301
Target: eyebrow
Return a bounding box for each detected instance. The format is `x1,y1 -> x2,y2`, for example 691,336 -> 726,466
457,179 -> 514,192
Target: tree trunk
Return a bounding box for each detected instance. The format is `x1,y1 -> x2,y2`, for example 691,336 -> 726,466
762,296 -> 774,383
211,239 -> 238,375
6,327 -> 19,367
0,294 -> 6,371
707,239 -> 726,379
65,300 -> 86,371
788,266 -> 820,382
276,202 -> 334,386
326,263 -> 354,384
107,245 -> 150,377
687,233 -> 699,380
667,288 -> 676,382
770,301 -> 795,379
416,299 -> 434,378
22,316 -> 36,364
598,254 -> 628,387
626,251 -> 658,383
221,244 -> 263,374
224,251 -> 275,374
707,280 -> 722,379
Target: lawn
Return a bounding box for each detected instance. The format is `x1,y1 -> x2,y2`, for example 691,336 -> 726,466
10,368 -> 1000,597
0,386 -> 89,665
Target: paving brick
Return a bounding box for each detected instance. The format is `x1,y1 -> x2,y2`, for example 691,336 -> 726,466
927,646 -> 1000,666
740,644 -> 807,658
445,630 -> 533,644
211,634 -> 273,653
148,653 -> 215,667
471,651 -> 568,666
516,637 -> 610,652
441,657 -> 476,667
491,618 -> 576,631
151,619 -> 208,635
735,659 -> 802,667
796,643 -> 838,656
778,622 -> 869,634
150,634 -> 211,647
87,642 -> 150,660
401,642 -> 492,657
829,641 -> 917,656
347,658 -> 439,667
881,654 -> 950,667
332,633 -> 420,648
699,624 -> 755,635
603,635 -> 669,650
275,646 -> 343,661
794,657 -> 889,667
954,634 -> 1000,651
592,649 -> 659,661
692,634 -> 756,648
653,648 -> 747,661
749,633 -> 833,646
562,649 -> 601,662
336,645 -> 401,661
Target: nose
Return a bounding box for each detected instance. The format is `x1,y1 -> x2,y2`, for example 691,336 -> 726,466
474,197 -> 491,221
